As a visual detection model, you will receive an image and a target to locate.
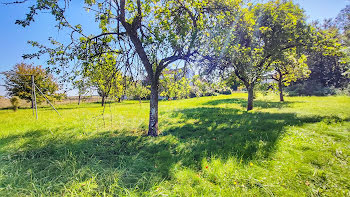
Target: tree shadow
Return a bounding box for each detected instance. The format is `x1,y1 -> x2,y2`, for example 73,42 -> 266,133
0,130 -> 174,195
0,107 -> 333,195
161,107 -> 322,165
204,98 -> 298,109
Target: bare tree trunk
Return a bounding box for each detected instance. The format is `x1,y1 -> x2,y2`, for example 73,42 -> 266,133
101,94 -> 105,107
278,79 -> 284,102
247,85 -> 254,111
148,81 -> 159,136
276,70 -> 284,102
78,95 -> 81,105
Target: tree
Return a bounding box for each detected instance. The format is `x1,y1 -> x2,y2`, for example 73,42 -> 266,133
160,68 -> 191,100
10,96 -> 20,111
206,1 -> 312,110
3,63 -> 61,108
336,5 -> 350,78
288,20 -> 350,96
270,50 -> 310,101
84,52 -> 124,106
190,75 -> 216,97
73,78 -> 91,105
16,0 -> 239,136
126,81 -> 150,103
224,74 -> 242,91
177,77 -> 192,99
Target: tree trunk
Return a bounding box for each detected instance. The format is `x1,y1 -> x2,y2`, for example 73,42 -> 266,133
247,85 -> 254,111
31,99 -> 34,109
148,81 -> 159,136
101,95 -> 105,107
78,95 -> 81,105
278,79 -> 284,102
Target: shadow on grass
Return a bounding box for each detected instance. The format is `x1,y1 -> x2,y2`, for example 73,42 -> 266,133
0,105 -> 336,195
204,98 -> 298,109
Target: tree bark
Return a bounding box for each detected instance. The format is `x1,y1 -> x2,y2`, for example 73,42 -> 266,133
278,79 -> 284,102
148,81 -> 159,136
78,95 -> 81,105
247,85 -> 254,111
101,94 -> 105,107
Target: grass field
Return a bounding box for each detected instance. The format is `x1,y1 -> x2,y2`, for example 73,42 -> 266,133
0,93 -> 349,196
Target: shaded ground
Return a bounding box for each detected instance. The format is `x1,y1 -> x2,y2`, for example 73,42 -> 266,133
0,94 -> 349,196
0,107 -> 325,194
204,98 -> 298,109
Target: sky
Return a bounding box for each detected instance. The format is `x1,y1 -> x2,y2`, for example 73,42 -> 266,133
0,0 -> 349,96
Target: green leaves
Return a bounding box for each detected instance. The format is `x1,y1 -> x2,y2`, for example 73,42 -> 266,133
4,63 -> 62,103
272,49 -> 310,87
207,0 -> 311,86
83,52 -> 125,99
85,0 -> 96,6
160,69 -> 191,99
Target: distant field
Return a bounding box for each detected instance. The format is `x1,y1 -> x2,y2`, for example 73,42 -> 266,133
0,95 -> 102,109
0,93 -> 349,196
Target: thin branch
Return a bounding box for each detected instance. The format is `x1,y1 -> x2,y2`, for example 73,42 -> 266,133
2,0 -> 27,5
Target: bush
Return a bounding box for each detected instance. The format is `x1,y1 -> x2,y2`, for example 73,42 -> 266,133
255,83 -> 272,96
218,89 -> 232,95
333,84 -> 350,96
215,87 -> 232,95
286,81 -> 336,96
10,96 -> 20,111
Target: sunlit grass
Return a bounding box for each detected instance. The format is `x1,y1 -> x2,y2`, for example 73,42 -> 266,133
0,93 -> 349,196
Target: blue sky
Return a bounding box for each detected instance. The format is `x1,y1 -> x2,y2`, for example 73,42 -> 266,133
0,0 -> 349,96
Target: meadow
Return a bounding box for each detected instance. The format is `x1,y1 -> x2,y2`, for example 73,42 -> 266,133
0,93 -> 349,196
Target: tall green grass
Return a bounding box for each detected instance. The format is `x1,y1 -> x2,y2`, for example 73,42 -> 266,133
0,93 -> 349,196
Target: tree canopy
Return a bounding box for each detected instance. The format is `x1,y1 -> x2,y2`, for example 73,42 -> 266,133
83,52 -> 125,106
9,0 -> 349,136
205,0 -> 312,110
17,0 -> 243,136
270,50 -> 310,101
3,63 -> 62,106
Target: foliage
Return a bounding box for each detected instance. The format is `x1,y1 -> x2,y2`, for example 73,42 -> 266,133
10,96 -> 20,111
126,81 -> 150,102
334,83 -> 350,96
160,69 -> 191,99
336,5 -> 350,77
72,78 -> 91,97
190,75 -> 219,97
0,94 -> 349,196
309,23 -> 349,87
83,53 -> 125,104
271,50 -> 310,87
269,49 -> 310,101
214,81 -> 232,95
16,0 -> 246,136
287,19 -> 350,95
206,0 -> 312,110
224,74 -> 242,91
286,81 -> 336,96
191,75 -> 208,97
3,63 -> 62,104
190,75 -> 232,97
